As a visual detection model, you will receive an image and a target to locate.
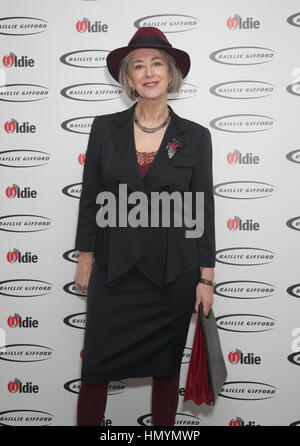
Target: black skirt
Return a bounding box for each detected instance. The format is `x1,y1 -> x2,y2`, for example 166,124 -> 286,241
80,261 -> 200,384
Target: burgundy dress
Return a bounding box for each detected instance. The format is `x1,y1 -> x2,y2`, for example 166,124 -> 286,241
136,149 -> 157,178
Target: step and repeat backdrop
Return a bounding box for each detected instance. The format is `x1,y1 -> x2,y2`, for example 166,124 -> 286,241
1,0 -> 300,427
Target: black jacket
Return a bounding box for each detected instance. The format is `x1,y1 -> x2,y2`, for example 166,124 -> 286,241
74,102 -> 215,289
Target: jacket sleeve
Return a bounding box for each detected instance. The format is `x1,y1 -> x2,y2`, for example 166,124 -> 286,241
190,126 -> 216,268
74,116 -> 102,252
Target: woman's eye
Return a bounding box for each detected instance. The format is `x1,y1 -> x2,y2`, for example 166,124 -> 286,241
134,62 -> 161,69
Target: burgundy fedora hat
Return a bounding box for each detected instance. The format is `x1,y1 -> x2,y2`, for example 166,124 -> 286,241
106,26 -> 191,82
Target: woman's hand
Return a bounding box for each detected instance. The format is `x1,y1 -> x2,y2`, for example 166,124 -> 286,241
195,282 -> 214,316
74,252 -> 94,295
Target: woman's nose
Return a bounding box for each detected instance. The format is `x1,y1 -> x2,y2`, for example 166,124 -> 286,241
145,64 -> 154,77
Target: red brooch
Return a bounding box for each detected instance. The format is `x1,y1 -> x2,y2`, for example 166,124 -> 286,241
166,138 -> 183,159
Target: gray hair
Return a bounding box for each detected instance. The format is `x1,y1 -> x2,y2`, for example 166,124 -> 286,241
118,49 -> 183,101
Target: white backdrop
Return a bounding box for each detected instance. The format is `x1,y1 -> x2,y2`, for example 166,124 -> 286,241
0,0 -> 300,427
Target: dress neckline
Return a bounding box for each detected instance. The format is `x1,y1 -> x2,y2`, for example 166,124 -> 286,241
136,150 -> 157,166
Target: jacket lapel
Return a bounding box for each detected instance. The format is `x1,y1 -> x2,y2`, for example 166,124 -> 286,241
111,103 -> 145,192
142,106 -> 189,190
111,102 -> 189,192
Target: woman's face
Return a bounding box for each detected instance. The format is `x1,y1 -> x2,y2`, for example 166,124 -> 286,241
127,48 -> 171,100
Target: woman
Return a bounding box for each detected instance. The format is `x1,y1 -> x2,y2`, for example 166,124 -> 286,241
74,27 -> 216,426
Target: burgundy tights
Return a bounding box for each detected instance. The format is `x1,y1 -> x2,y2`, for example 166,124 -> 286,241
77,372 -> 180,426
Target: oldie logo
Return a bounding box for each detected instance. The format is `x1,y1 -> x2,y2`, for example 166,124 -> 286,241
228,349 -> 261,365
2,52 -> 35,68
6,249 -> 38,264
229,417 -> 260,426
75,18 -> 108,33
226,14 -> 260,30
5,185 -> 37,199
7,379 -> 39,393
3,119 -> 36,134
226,150 -> 260,165
226,216 -> 260,231
7,314 -> 39,328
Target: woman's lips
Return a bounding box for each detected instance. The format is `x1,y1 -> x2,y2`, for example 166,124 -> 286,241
143,81 -> 159,88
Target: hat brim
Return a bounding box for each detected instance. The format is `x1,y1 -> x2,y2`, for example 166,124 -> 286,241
106,44 -> 190,83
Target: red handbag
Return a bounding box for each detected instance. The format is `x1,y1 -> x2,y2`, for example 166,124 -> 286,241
183,308 -> 213,406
